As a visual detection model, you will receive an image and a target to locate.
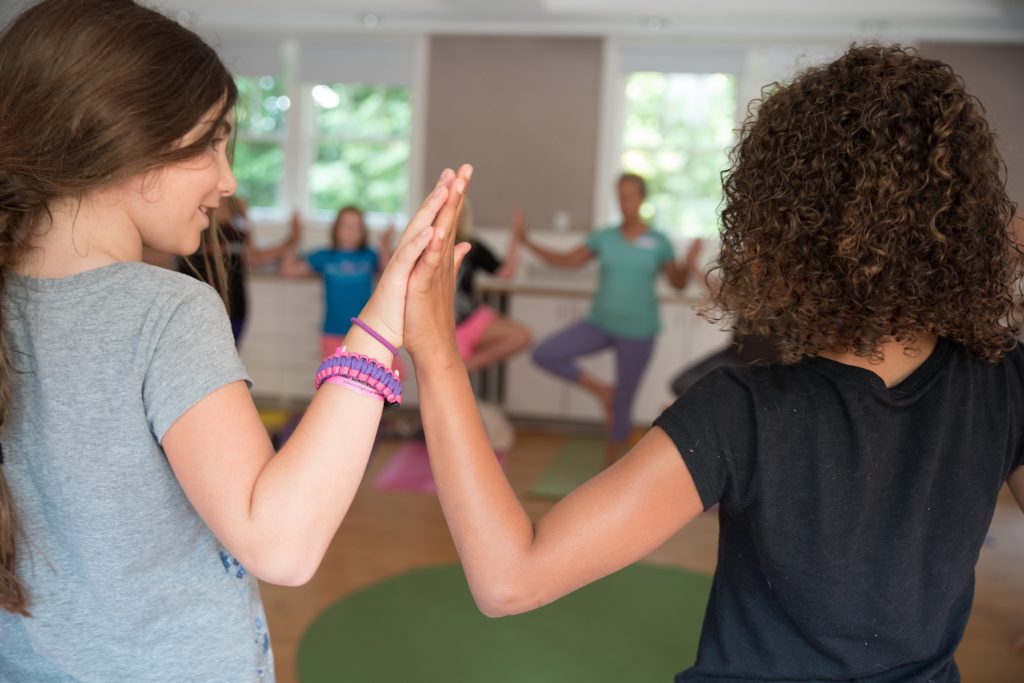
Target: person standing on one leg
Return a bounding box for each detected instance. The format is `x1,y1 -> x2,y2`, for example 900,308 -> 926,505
524,173 -> 701,463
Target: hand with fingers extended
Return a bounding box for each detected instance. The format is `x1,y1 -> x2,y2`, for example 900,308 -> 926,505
510,206 -> 528,245
355,168 -> 463,352
404,164 -> 475,364
287,211 -> 303,250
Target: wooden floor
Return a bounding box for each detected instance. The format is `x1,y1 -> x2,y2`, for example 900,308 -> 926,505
261,426 -> 1024,683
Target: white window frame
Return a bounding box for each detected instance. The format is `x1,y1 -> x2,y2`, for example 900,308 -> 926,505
219,34 -> 427,234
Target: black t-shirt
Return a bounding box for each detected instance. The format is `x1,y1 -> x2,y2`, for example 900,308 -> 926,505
455,239 -> 502,325
654,337 -> 1024,683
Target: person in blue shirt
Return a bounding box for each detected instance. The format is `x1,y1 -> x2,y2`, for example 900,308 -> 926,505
281,205 -> 394,357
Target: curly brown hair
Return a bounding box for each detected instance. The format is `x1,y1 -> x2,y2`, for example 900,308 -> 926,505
712,44 -> 1022,363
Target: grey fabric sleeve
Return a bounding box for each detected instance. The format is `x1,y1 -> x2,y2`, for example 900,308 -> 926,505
143,284 -> 252,443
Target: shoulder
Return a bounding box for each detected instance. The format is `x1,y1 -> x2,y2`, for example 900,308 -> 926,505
137,263 -> 226,318
134,262 -> 221,301
650,229 -> 672,247
586,226 -> 617,248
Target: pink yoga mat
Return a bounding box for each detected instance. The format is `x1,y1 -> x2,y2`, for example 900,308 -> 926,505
374,439 -> 507,494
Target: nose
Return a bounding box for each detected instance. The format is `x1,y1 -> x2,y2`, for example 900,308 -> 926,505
219,153 -> 238,197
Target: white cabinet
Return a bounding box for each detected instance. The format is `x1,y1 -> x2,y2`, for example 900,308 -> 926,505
240,278 -> 323,402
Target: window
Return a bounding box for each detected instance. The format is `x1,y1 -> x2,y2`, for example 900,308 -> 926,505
232,75 -> 288,209
309,83 -> 412,220
621,72 -> 737,238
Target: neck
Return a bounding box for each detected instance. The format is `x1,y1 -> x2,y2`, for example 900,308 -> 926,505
621,216 -> 646,233
15,192 -> 141,278
818,334 -> 938,388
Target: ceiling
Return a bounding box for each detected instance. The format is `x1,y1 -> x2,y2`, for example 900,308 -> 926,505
162,0 -> 1024,42
2,0 -> 1023,42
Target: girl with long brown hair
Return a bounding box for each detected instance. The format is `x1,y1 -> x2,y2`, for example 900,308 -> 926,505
0,1 -> 467,678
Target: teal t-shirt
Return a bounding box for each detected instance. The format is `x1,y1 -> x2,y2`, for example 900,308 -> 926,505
584,225 -> 675,338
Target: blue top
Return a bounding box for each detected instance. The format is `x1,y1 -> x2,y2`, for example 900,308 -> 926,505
584,226 -> 675,338
306,248 -> 379,335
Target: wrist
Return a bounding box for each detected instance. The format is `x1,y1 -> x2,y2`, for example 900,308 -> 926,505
347,313 -> 401,361
409,341 -> 462,369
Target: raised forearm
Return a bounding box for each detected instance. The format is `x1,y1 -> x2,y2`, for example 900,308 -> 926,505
524,240 -> 581,268
244,325 -> 391,584
416,353 -> 538,615
496,237 -> 522,279
666,261 -> 690,289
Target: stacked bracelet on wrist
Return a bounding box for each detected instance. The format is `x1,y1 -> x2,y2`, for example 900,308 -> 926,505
314,349 -> 403,408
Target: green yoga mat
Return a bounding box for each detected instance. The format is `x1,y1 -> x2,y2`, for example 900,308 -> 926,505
528,436 -> 607,499
297,563 -> 712,683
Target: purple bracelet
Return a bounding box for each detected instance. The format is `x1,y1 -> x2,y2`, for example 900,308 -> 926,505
314,349 -> 403,407
349,317 -> 398,357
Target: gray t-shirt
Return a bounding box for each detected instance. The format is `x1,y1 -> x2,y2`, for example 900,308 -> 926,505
0,263 -> 272,681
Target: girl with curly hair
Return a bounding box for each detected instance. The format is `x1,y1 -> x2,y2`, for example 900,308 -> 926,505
403,44 -> 1024,681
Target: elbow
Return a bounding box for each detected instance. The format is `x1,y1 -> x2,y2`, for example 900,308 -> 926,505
468,576 -> 542,619
233,546 -> 323,587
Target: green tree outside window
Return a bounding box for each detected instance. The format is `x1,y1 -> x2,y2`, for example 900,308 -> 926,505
232,76 -> 288,209
310,83 -> 411,216
621,72 -> 737,238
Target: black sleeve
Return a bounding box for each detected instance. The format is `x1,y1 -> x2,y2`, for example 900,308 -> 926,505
1009,344 -> 1024,473
652,367 -> 758,514
470,239 -> 502,274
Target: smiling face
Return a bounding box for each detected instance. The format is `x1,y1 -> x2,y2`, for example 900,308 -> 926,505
122,107 -> 237,256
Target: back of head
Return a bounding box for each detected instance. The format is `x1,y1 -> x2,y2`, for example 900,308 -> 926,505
0,0 -> 237,616
714,44 -> 1021,363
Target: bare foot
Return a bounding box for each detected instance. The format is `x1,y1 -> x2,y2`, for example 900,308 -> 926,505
592,383 -> 614,429
578,373 -> 614,429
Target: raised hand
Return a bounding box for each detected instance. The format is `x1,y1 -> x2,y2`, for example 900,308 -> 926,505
404,164 -> 474,362
510,206 -> 528,244
357,168 -> 460,351
287,211 -> 303,250
381,222 -> 397,251
684,238 -> 702,268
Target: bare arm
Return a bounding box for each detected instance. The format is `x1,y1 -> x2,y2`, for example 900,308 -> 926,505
417,359 -> 702,616
160,169 -> 465,587
247,210 -> 302,268
524,240 -> 593,269
516,211 -> 593,269
278,212 -> 314,278
405,186 -> 703,616
1009,466 -> 1024,514
495,208 -> 525,279
377,224 -> 396,271
662,239 -> 703,290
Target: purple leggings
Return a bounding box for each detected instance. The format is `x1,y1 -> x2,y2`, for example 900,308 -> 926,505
532,319 -> 655,441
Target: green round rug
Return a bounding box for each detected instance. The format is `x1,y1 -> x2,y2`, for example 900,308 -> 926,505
297,563 -> 712,682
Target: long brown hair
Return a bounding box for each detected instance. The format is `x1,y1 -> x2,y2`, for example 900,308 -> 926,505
330,206 -> 368,250
0,0 -> 238,615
